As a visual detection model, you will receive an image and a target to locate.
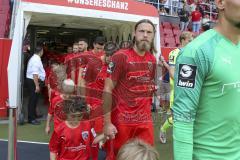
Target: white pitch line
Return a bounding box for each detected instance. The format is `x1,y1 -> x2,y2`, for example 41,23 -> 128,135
0,139 -> 48,145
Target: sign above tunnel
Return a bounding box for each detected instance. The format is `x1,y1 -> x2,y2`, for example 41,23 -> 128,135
22,0 -> 159,17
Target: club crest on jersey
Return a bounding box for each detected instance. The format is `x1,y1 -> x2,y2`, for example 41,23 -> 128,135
107,62 -> 115,74
82,131 -> 89,141
177,64 -> 197,88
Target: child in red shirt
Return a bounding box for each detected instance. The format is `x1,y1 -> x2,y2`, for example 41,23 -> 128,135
49,98 -> 97,160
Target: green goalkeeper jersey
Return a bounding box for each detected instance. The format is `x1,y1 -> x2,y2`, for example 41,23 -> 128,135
173,29 -> 240,160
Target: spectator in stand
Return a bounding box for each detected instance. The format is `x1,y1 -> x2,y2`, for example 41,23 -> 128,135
172,0 -> 180,15
189,1 -> 196,12
202,14 -> 210,24
178,0 -> 186,13
179,4 -> 190,31
159,0 -> 166,12
191,6 -> 202,34
202,14 -> 211,31
159,7 -> 167,15
164,0 -> 170,14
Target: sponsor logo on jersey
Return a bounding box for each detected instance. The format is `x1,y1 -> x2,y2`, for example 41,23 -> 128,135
107,61 -> 115,73
82,131 -> 89,141
177,64 -> 196,88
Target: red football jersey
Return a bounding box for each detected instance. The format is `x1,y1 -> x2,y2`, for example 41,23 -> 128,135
48,95 -> 64,130
48,70 -> 58,90
64,53 -> 80,84
108,49 -> 156,124
64,53 -> 78,64
49,121 -> 96,160
44,66 -> 52,85
81,50 -> 104,83
88,50 -> 104,58
66,52 -> 103,85
87,63 -> 108,91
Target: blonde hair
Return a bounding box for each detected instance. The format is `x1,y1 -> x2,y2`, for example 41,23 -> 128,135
179,31 -> 193,43
117,139 -> 160,160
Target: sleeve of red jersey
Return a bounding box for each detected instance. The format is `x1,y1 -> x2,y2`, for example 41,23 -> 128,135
107,53 -> 126,82
49,131 -> 60,153
48,98 -> 54,115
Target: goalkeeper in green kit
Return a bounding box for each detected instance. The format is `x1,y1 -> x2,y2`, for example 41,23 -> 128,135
172,0 -> 240,160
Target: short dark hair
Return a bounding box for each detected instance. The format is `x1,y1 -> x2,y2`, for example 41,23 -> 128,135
63,98 -> 88,114
104,42 -> 119,56
35,45 -> 43,54
77,38 -> 88,44
94,36 -> 106,45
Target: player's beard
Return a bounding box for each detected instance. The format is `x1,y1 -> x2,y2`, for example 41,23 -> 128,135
136,39 -> 151,52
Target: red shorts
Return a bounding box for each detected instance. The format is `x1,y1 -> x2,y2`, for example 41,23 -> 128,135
105,122 -> 154,160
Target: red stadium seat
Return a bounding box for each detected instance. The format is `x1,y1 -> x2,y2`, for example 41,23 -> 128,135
160,38 -> 165,46
162,22 -> 172,29
175,36 -> 180,46
173,29 -> 182,37
163,28 -> 174,37
160,24 -> 164,30
171,24 -> 180,30
164,37 -> 176,47
160,26 -> 164,36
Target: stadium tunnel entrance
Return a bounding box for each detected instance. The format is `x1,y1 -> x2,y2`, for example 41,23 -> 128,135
21,12 -> 136,123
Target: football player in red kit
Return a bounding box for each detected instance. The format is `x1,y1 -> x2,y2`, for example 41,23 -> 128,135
102,19 -> 157,159
82,42 -> 119,133
64,42 -> 79,84
91,36 -> 105,56
64,39 -> 88,84
75,36 -> 106,90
